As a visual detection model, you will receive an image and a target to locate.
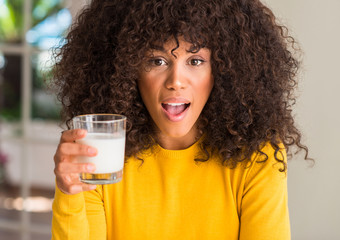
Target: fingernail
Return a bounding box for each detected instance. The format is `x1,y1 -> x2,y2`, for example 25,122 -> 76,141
90,185 -> 97,190
88,147 -> 97,155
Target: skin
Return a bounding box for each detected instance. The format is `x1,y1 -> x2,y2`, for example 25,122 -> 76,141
138,38 -> 214,150
54,38 -> 214,194
54,129 -> 97,194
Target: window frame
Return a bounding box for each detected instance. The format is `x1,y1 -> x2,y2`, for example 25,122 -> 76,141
0,0 -> 60,238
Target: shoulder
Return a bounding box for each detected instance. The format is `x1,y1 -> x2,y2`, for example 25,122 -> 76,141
245,141 -> 287,185
254,141 -> 287,169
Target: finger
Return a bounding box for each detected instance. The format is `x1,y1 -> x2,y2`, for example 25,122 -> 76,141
58,142 -> 97,157
58,182 -> 97,195
56,173 -> 79,188
68,183 -> 97,194
81,183 -> 98,192
60,129 -> 87,143
55,162 -> 96,175
60,173 -> 81,184
56,173 -> 96,194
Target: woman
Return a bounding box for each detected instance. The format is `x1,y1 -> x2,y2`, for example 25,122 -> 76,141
51,0 -> 309,239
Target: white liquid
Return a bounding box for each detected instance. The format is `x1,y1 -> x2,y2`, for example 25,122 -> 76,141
77,133 -> 125,173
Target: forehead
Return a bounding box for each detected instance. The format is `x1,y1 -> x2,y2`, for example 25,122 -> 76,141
148,37 -> 209,54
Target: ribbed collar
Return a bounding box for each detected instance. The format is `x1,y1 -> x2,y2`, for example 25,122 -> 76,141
152,136 -> 204,161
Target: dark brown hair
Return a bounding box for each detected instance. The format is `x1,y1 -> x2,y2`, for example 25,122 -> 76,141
51,0 -> 310,171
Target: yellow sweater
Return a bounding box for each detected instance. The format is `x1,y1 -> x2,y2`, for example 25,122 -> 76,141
52,141 -> 290,240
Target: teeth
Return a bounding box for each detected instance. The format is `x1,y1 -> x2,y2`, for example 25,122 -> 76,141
166,103 -> 186,106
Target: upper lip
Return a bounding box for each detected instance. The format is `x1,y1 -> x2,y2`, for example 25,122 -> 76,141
161,97 -> 191,104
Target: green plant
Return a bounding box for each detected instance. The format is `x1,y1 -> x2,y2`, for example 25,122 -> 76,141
0,0 -> 64,42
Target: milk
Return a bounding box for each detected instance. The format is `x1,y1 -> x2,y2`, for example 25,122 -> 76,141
77,133 -> 125,173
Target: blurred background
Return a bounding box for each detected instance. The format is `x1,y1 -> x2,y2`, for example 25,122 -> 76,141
0,0 -> 88,239
0,0 -> 339,239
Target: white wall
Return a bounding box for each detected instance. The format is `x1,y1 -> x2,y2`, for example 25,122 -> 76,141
264,0 -> 340,239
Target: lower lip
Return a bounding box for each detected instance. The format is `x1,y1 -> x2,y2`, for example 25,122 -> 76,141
161,104 -> 190,122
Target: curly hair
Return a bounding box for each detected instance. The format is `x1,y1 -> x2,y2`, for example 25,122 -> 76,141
51,0 -> 310,171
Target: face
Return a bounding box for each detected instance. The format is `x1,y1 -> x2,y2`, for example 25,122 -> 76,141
138,38 -> 214,149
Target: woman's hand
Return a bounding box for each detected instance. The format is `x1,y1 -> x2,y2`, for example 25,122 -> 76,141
54,129 -> 98,195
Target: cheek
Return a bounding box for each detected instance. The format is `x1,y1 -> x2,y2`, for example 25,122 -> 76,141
198,74 -> 214,97
137,78 -> 160,112
138,74 -> 151,96
138,71 -> 161,94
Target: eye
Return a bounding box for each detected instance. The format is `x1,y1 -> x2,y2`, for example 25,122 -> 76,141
189,58 -> 205,66
148,58 -> 167,66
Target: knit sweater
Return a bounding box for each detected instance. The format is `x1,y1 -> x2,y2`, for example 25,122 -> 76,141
52,141 -> 290,240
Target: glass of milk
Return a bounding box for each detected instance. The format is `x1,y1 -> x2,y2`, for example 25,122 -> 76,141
72,114 -> 126,184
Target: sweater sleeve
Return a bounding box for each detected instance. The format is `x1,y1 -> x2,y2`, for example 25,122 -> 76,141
51,185 -> 106,240
239,143 -> 291,240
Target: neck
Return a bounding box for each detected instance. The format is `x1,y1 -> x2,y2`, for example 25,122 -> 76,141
155,129 -> 199,150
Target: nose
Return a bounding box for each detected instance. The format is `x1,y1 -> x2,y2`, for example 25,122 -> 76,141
164,63 -> 188,91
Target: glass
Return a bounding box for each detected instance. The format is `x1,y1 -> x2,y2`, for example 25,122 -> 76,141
72,114 -> 127,184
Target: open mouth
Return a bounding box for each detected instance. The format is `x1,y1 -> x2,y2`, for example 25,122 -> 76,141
161,103 -> 190,116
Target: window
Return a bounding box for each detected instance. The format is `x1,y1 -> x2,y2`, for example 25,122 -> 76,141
0,0 -> 74,239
